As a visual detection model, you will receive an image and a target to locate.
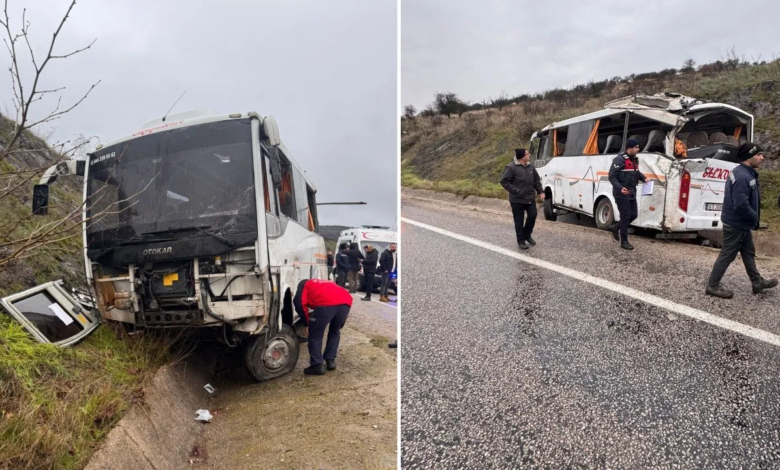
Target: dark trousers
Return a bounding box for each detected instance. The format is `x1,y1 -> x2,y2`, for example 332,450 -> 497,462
510,202 -> 537,244
615,198 -> 638,240
336,269 -> 348,287
380,272 -> 392,297
327,267 -> 334,280
307,304 -> 350,367
348,270 -> 359,293
364,272 -> 375,298
708,225 -> 762,288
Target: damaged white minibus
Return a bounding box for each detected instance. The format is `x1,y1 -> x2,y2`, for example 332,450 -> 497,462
531,93 -> 753,237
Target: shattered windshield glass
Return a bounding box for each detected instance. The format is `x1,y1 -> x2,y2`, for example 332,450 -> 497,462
86,119 -> 257,249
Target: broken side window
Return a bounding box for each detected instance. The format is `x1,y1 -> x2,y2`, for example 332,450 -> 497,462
1,281 -> 100,347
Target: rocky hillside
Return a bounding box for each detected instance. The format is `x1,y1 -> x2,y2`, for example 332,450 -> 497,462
402,59 -> 780,189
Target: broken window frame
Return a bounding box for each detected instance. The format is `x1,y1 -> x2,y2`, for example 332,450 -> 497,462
0,280 -> 101,347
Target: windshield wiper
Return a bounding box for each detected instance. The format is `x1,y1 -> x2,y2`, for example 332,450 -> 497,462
142,225 -> 237,247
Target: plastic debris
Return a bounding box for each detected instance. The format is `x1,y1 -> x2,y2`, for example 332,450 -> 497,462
204,384 -> 216,393
194,409 -> 213,422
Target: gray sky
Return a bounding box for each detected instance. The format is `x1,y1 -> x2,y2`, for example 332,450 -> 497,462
403,0 -> 780,112
2,0 -> 397,229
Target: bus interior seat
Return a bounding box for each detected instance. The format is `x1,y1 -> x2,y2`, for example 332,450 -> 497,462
603,135 -> 622,154
628,134 -> 647,150
676,132 -> 690,145
709,132 -> 728,145
556,142 -> 566,156
739,136 -> 747,145
644,130 -> 666,153
687,131 -> 709,148
598,135 -> 607,153
726,135 -> 738,145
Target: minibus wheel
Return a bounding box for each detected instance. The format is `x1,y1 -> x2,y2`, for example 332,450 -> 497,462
543,197 -> 557,221
245,324 -> 300,381
594,198 -> 615,230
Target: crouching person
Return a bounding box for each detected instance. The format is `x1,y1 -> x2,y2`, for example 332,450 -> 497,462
293,278 -> 353,375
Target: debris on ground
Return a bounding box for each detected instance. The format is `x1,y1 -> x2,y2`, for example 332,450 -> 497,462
194,410 -> 213,422
204,384 -> 216,394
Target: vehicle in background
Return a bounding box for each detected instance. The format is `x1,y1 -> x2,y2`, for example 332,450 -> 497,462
335,226 -> 397,294
530,93 -> 750,238
33,109 -> 327,381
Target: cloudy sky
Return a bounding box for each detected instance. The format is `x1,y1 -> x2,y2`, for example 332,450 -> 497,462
1,0 -> 397,228
403,0 -> 780,111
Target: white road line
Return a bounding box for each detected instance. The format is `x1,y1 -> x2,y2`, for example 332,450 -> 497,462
402,217 -> 780,349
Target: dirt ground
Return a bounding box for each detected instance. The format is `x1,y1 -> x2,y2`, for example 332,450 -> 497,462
196,296 -> 397,470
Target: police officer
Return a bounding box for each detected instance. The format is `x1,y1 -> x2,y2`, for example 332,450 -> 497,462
293,278 -> 353,375
706,142 -> 778,299
608,138 -> 647,250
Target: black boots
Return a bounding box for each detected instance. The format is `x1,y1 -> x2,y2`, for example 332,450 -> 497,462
526,236 -> 537,246
361,296 -> 372,301
753,278 -> 779,294
706,284 -> 734,299
304,364 -> 326,375
620,240 -> 634,250
326,358 -> 337,370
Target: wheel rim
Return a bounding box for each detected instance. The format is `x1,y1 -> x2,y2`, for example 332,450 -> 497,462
598,203 -> 611,225
262,338 -> 291,371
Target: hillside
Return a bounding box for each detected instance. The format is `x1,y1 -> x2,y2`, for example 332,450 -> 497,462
0,117 -> 169,470
401,59 -> 780,225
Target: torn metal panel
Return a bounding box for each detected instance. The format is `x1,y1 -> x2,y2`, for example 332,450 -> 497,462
1,280 -> 101,347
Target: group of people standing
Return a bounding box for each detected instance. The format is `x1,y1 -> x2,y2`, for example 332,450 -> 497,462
327,242 -> 397,302
501,141 -> 777,298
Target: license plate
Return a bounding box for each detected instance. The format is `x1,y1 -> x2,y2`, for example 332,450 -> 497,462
706,203 -> 722,211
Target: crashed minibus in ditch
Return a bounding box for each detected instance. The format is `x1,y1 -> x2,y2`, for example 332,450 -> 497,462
28,109 -> 327,381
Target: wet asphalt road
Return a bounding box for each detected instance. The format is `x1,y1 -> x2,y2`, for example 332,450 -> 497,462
400,197 -> 780,469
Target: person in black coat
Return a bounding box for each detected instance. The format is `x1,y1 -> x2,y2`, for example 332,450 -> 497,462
346,242 -> 364,294
707,142 -> 778,298
500,148 -> 545,250
607,138 -> 647,250
335,245 -> 350,287
378,244 -> 397,302
361,244 -> 379,301
326,251 -> 334,280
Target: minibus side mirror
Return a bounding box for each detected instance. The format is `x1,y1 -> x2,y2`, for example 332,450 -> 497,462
32,184 -> 49,216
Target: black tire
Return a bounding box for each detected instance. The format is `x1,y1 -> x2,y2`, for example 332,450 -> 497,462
244,324 -> 300,381
594,198 -> 615,230
543,197 -> 557,221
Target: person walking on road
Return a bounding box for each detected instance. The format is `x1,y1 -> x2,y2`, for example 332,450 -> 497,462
346,242 -> 364,294
293,278 -> 353,375
361,244 -> 379,301
500,148 -> 545,250
378,243 -> 397,302
335,244 -> 350,287
608,139 -> 647,250
706,142 -> 778,299
326,250 -> 334,280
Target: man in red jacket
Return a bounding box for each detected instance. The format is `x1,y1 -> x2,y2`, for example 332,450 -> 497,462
293,278 -> 353,375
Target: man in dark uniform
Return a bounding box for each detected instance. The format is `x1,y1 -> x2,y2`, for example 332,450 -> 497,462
294,278 -> 353,375
706,142 -> 778,299
500,148 -> 545,250
608,138 -> 647,250
361,244 -> 379,301
335,244 -> 350,287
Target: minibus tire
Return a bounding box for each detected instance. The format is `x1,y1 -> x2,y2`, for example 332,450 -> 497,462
594,198 -> 615,230
245,324 -> 300,381
543,198 -> 557,221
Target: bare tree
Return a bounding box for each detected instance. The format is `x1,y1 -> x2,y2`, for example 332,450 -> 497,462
403,104 -> 417,120
0,0 -> 101,267
681,58 -> 696,73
